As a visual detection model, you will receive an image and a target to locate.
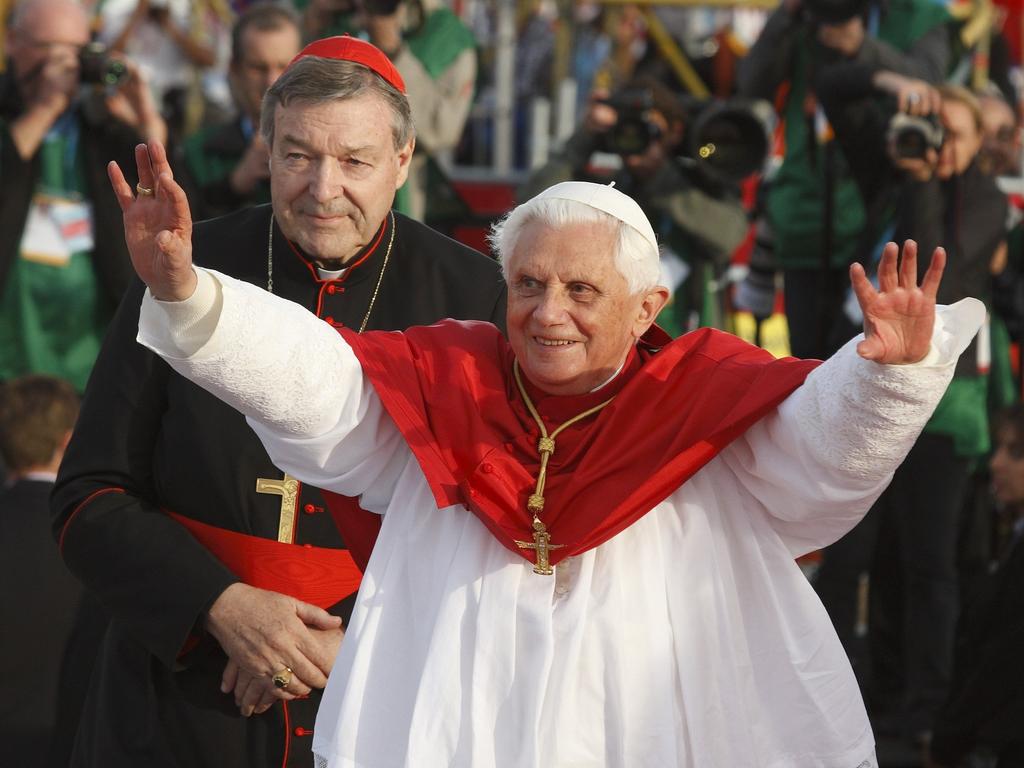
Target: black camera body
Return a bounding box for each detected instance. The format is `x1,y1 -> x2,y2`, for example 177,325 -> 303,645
597,89 -> 664,156
78,42 -> 128,87
597,87 -> 769,184
887,112 -> 945,160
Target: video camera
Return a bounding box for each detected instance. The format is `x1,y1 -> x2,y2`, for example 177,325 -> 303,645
886,112 -> 944,160
78,42 -> 128,88
597,89 -> 769,184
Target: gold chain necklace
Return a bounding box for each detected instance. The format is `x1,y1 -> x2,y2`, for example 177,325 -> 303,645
511,359 -> 616,574
266,211 -> 396,333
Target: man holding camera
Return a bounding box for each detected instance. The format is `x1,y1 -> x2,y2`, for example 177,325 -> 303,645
815,75 -> 1008,747
181,4 -> 303,220
521,76 -> 749,335
0,0 -> 167,392
739,0 -> 950,360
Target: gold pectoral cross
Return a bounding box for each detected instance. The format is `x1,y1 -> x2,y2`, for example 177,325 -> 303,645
515,517 -> 565,576
255,472 -> 300,543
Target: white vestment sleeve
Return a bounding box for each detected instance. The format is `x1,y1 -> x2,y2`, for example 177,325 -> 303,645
136,268 -> 410,511
720,299 -> 986,556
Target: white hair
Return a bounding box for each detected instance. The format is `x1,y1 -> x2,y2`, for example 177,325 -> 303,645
488,196 -> 661,294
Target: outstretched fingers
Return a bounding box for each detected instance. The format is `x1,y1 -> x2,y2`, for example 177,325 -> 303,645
877,241 -> 899,293
920,247 -> 946,299
134,143 -> 156,192
107,161 -> 135,212
898,239 -> 919,289
849,261 -> 876,311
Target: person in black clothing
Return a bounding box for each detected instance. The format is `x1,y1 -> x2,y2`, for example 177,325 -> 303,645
180,4 -> 302,220
928,405 -> 1024,768
0,375 -> 82,765
52,37 -> 506,768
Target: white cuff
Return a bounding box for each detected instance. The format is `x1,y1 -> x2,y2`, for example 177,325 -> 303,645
137,267 -> 223,359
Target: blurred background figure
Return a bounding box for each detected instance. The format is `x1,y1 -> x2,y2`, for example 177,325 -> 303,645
0,375 -> 82,766
928,404 -> 1024,768
180,2 -> 302,219
0,0 -> 166,393
738,0 -> 950,360
94,0 -> 219,142
976,85 -> 1020,178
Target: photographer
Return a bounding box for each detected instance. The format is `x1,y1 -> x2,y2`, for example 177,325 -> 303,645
96,0 -> 217,143
520,76 -> 750,335
305,0 -> 477,221
814,78 -> 1008,748
738,0 -> 950,359
0,0 -> 166,392
180,4 -> 302,220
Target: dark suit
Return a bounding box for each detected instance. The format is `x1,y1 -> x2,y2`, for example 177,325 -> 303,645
0,478 -> 85,765
930,529 -> 1024,767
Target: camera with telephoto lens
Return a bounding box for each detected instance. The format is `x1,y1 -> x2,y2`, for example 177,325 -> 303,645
597,88 -> 770,184
597,89 -> 663,156
886,112 -> 945,160
78,42 -> 128,87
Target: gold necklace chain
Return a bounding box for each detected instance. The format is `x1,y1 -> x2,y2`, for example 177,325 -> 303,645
512,359 -> 615,573
266,211 -> 396,333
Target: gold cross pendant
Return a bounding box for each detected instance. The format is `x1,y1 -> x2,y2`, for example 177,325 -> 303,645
514,517 -> 565,575
255,472 -> 300,543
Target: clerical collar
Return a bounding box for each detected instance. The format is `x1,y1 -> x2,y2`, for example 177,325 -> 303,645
283,212 -> 392,285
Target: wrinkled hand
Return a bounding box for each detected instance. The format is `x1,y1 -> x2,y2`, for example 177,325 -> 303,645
223,625 -> 344,717
850,240 -> 945,364
108,140 -> 195,301
206,583 -> 342,702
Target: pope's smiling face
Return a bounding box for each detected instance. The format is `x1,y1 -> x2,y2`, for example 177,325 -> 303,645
505,220 -> 667,397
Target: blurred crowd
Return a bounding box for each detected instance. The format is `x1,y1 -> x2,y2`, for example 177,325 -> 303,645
1,1 -> 1023,766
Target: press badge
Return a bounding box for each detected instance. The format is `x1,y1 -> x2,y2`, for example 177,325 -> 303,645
20,195 -> 95,266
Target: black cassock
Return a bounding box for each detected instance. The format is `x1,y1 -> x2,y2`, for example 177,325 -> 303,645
0,479 -> 85,766
52,206 -> 506,767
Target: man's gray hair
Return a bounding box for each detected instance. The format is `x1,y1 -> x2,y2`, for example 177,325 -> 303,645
260,56 -> 414,149
488,196 -> 662,294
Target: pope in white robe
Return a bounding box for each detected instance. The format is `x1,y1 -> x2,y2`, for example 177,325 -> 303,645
111,150 -> 982,768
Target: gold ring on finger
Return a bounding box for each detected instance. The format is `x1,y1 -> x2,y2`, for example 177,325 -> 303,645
136,183 -> 154,197
271,666 -> 293,689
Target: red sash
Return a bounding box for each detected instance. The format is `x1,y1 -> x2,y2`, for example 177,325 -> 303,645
327,321 -> 820,569
168,511 -> 362,608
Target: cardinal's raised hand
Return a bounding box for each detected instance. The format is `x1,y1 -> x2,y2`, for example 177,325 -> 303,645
850,240 -> 945,364
108,140 -> 196,301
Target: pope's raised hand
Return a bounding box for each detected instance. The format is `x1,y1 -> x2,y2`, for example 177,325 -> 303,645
108,140 -> 196,301
850,240 -> 945,364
